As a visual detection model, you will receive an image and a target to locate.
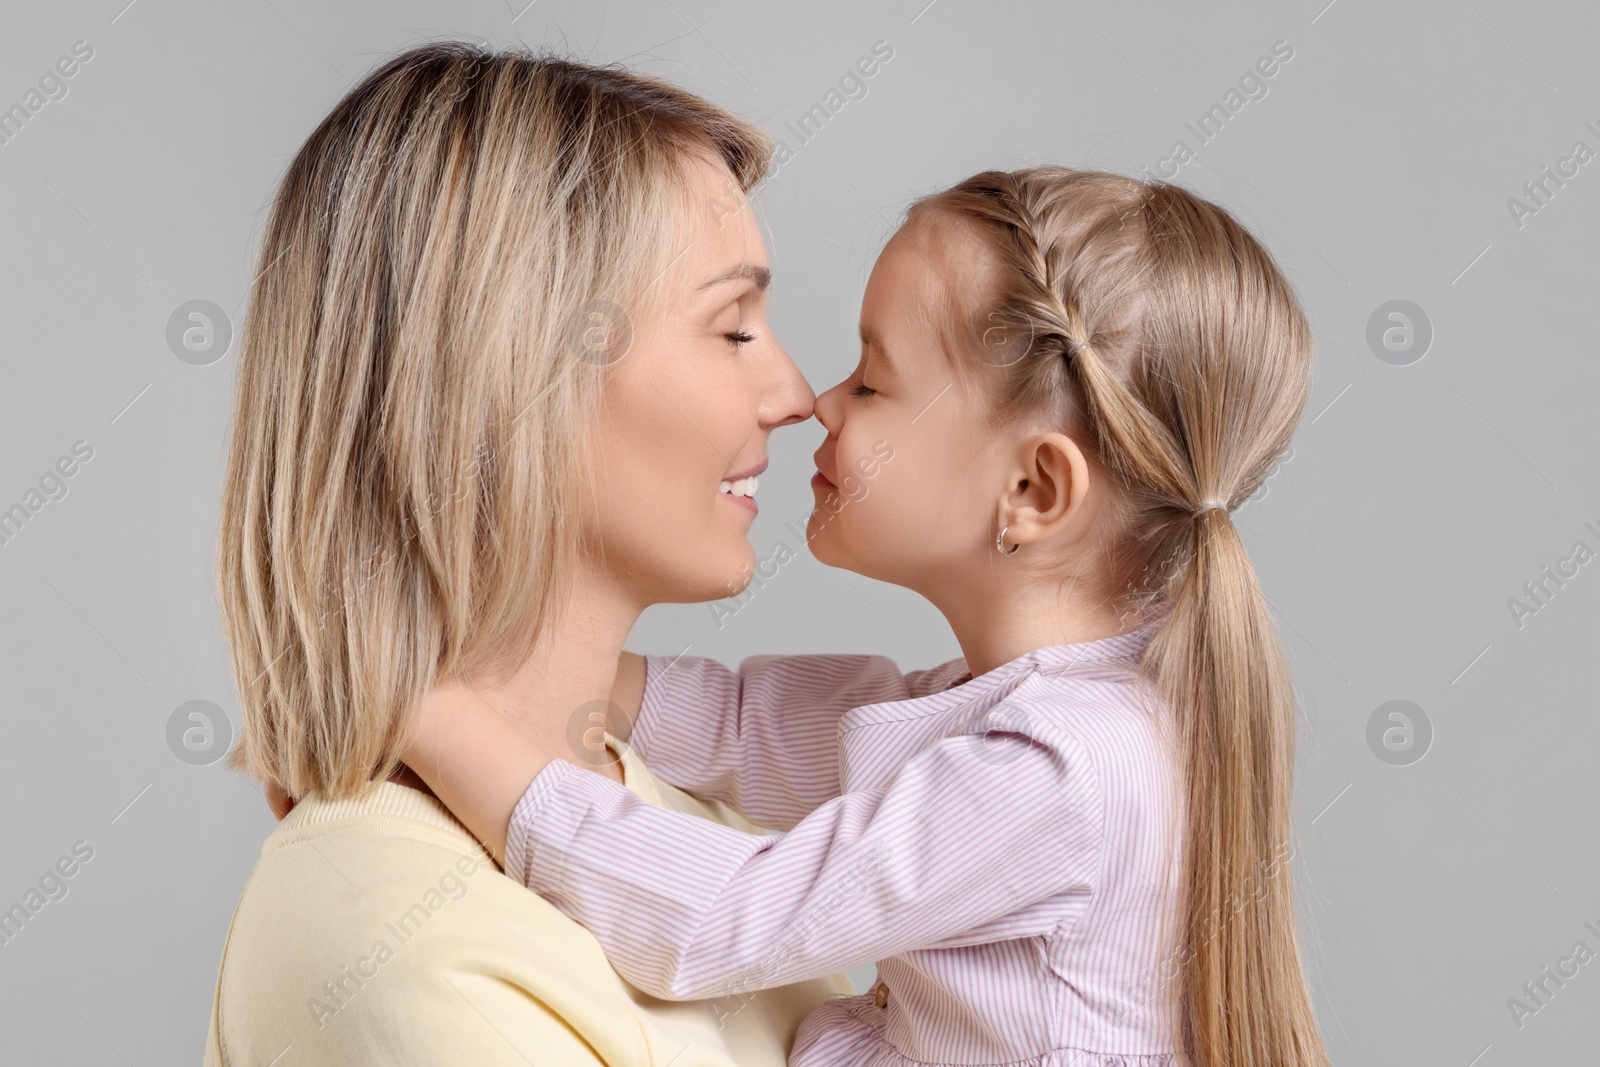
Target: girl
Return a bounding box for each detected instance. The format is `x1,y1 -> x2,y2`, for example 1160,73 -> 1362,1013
405,166 -> 1331,1067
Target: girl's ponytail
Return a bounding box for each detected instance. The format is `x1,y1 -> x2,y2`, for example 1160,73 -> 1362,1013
905,168 -> 1329,1067
1150,493 -> 1318,1066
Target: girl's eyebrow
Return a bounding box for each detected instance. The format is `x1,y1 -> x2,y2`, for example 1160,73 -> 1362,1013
697,264 -> 771,291
859,324 -> 895,374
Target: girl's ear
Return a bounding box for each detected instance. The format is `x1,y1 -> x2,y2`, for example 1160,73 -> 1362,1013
997,432 -> 1091,546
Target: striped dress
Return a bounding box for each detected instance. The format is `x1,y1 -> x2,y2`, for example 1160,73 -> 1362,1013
505,618 -> 1188,1066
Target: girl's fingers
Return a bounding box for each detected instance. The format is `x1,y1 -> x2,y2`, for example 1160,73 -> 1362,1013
265,778 -> 296,820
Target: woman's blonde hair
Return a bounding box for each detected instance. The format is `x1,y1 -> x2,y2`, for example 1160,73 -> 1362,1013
905,168 -> 1328,1066
217,41 -> 771,799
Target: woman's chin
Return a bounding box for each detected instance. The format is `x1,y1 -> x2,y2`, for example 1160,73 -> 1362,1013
700,545 -> 757,602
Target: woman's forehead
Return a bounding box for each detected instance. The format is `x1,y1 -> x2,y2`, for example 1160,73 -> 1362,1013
672,165 -> 763,272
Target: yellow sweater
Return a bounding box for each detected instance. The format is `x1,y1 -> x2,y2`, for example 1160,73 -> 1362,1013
203,733 -> 855,1066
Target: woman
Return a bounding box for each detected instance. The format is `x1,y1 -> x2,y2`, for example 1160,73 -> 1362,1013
205,41 -> 849,1065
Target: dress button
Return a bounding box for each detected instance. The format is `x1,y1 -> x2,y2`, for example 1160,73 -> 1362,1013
870,979 -> 888,1008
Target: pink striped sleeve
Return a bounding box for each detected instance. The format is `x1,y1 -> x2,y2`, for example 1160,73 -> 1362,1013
628,653 -> 963,830
503,698 -> 1104,1001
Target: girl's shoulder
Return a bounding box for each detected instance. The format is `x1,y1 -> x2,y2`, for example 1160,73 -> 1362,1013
995,666 -> 1178,782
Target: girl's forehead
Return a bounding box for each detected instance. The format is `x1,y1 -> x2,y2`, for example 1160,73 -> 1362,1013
894,213 -> 999,286
873,217 -> 1000,333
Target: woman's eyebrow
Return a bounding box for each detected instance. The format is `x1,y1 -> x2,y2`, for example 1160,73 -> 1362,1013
697,264 -> 771,291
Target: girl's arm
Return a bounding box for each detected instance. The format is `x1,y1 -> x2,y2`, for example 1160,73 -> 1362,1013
511,719 -> 1103,1000
404,682 -> 1105,1002
612,650 -> 968,830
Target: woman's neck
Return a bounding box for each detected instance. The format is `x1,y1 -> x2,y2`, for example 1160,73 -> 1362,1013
450,561 -> 643,771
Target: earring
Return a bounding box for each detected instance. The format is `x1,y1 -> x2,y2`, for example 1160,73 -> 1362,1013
996,524 -> 1020,556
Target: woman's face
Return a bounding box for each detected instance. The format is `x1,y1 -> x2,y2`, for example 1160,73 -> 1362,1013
581,155 -> 814,606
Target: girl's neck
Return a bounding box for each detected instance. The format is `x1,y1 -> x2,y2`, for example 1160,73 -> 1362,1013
927,579 -> 1136,679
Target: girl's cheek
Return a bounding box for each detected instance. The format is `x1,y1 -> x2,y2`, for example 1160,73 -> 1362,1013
835,444 -> 887,507
835,470 -> 871,504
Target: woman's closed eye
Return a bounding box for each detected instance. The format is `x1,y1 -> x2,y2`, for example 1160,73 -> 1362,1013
725,329 -> 756,348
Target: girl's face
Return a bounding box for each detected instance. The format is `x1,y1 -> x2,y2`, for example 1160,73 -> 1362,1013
582,156 -> 814,606
809,217 -> 1010,595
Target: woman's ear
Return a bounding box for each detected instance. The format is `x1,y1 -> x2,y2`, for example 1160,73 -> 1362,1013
997,433 -> 1090,546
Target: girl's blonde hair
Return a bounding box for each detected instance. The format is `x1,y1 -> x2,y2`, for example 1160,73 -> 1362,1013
906,168 -> 1328,1067
216,41 -> 771,799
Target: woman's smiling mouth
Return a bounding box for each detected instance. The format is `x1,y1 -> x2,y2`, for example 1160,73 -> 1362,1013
719,460 -> 765,514
719,474 -> 759,513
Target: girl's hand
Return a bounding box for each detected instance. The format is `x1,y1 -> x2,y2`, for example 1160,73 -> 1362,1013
401,678 -> 556,866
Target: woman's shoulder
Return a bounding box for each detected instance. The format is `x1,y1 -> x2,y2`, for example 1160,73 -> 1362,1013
212,783 -> 650,1065
233,781 -> 626,964
211,779 -> 846,1067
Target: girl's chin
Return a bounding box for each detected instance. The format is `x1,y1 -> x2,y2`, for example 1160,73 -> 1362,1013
802,521 -> 841,566
803,528 -> 886,585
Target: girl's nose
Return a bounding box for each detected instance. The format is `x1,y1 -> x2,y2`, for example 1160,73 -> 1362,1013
811,380 -> 844,434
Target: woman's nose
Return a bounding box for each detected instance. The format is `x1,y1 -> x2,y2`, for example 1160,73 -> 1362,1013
763,344 -> 817,430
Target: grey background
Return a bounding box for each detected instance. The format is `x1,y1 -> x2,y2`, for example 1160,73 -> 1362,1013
1,0 -> 1596,1063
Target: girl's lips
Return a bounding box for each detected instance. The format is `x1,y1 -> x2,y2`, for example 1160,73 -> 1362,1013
810,445 -> 837,489
810,469 -> 835,490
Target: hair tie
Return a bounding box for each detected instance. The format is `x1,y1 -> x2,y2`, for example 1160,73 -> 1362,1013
1192,500 -> 1231,521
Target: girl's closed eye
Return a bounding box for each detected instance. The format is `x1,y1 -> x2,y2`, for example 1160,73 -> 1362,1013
848,381 -> 876,398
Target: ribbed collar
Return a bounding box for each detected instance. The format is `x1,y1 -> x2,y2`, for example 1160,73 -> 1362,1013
276,779 -> 473,840
274,732 -> 657,849
840,610 -> 1168,729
